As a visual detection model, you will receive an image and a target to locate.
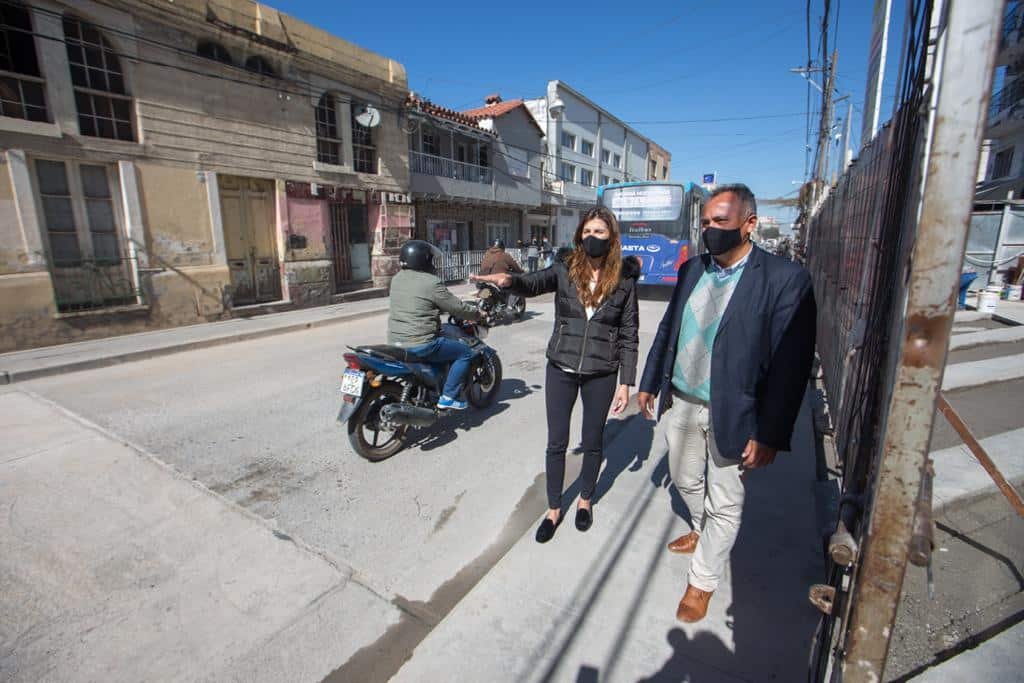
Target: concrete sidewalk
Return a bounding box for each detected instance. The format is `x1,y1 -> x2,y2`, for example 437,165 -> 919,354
910,620 -> 1024,682
0,389 -> 399,682
393,391 -> 825,682
931,427 -> 1024,513
0,284 -> 477,384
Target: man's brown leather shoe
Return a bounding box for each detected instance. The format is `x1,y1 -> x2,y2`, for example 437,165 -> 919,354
667,531 -> 700,554
676,585 -> 713,623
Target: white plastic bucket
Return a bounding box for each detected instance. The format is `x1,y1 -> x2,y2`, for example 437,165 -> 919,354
1004,284 -> 1022,301
979,285 -> 1001,313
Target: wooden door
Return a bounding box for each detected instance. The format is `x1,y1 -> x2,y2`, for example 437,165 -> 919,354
219,175 -> 280,305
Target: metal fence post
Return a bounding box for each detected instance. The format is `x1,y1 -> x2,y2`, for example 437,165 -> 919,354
840,1 -> 1003,679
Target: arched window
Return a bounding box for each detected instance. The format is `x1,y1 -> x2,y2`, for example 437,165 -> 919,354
197,40 -> 233,65
244,55 -> 275,77
315,93 -> 341,165
0,1 -> 47,121
63,16 -> 133,140
351,105 -> 377,174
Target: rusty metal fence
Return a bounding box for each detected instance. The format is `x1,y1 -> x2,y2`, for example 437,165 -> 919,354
801,0 -> 1003,680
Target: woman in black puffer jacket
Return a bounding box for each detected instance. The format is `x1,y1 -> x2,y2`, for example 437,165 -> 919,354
473,207 -> 640,543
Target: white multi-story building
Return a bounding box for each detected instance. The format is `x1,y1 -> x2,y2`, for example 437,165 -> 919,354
978,1 -> 1024,196
970,2 -> 1024,289
524,81 -> 669,247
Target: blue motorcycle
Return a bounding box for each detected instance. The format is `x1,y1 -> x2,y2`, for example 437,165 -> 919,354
338,286 -> 503,461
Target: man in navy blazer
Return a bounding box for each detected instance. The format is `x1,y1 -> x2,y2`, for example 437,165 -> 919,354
637,184 -> 816,623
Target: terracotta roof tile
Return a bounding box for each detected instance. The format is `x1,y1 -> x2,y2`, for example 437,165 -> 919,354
462,99 -> 544,136
461,99 -> 526,119
406,94 -> 495,135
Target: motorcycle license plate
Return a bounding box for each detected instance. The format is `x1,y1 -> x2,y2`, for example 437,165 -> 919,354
340,369 -> 365,396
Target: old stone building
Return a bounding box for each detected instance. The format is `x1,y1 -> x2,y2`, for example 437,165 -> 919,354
647,141 -> 672,181
0,0 -> 411,351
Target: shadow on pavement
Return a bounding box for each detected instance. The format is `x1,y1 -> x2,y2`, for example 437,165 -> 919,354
530,393 -> 823,682
410,378 -> 533,452
593,413 -> 654,505
725,416 -> 824,680
636,629 -> 738,682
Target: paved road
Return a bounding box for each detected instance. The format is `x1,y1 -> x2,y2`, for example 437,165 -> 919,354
15,295 -> 669,678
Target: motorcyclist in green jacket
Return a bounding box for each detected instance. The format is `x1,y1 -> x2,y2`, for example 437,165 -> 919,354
387,240 -> 483,410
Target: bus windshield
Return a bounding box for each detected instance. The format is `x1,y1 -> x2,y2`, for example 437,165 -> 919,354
601,185 -> 686,240
598,183 -> 696,285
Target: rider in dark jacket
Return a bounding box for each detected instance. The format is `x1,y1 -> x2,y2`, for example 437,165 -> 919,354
479,239 -> 525,316
479,239 -> 524,276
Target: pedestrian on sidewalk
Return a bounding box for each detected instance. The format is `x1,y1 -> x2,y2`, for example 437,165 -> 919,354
541,237 -> 554,268
527,239 -> 541,272
472,207 -> 640,542
636,184 -> 816,623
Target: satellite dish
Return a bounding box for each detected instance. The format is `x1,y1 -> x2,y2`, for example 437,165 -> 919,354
355,105 -> 381,128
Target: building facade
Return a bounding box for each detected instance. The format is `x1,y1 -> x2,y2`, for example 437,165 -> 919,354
524,81 -> 659,247
0,0 -> 410,351
977,1 -> 1024,197
968,2 -> 1024,290
406,94 -> 542,255
647,141 -> 672,181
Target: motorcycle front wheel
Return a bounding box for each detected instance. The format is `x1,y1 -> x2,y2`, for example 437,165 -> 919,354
468,354 -> 503,408
348,383 -> 408,462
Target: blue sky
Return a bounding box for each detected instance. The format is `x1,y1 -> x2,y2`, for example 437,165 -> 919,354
272,0 -> 905,225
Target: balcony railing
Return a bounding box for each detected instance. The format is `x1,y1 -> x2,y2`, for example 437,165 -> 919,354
1004,2 -> 1022,47
435,248 -> 532,283
410,150 -> 491,184
542,174 -> 564,195
989,78 -> 1024,124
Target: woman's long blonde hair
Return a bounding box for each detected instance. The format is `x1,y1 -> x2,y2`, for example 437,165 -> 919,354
567,206 -> 622,309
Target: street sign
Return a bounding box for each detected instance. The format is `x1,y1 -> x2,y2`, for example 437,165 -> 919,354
702,173 -> 716,185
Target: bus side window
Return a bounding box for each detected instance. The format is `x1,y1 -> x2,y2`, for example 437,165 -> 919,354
691,195 -> 704,254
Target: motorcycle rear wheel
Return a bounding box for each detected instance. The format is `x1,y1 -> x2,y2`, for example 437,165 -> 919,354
348,383 -> 409,462
468,354 -> 503,408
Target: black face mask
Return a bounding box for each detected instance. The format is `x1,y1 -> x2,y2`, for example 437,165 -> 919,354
702,226 -> 747,255
581,235 -> 611,258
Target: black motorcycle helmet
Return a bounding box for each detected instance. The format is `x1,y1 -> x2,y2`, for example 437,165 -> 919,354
491,239 -> 505,250
399,240 -> 441,273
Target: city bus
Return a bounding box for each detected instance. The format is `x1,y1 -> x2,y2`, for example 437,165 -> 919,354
596,181 -> 708,286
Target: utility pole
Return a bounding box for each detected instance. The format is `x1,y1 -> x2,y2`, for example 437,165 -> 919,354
815,49 -> 838,183
842,99 -> 854,172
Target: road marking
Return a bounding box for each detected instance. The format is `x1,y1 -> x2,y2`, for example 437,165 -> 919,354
949,326 -> 1024,350
942,353 -> 1024,390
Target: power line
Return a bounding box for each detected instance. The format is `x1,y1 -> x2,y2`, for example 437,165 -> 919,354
4,2 -> 814,188
804,0 -> 814,180
6,14 -> 816,182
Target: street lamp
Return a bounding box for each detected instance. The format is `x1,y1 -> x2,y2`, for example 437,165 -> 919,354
548,96 -> 565,119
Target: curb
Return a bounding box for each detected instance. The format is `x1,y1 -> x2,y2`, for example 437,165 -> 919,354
0,303 -> 390,384
932,473 -> 1024,519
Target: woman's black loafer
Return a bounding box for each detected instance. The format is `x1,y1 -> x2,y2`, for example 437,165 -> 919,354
575,507 -> 593,532
536,517 -> 558,543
